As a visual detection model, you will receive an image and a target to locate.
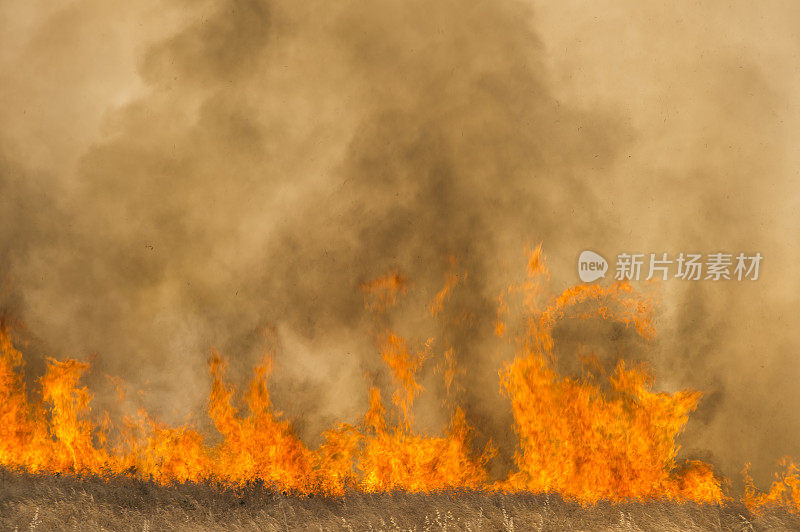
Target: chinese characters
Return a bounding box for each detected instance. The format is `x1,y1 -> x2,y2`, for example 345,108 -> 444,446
613,252 -> 762,281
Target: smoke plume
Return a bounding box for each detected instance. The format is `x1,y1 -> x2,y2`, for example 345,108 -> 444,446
1,0 -> 798,488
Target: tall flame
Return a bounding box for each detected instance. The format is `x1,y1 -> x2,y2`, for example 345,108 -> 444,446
497,246 -> 721,502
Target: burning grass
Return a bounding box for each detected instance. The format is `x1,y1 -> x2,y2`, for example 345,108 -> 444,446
0,246 -> 798,518
1,469 -> 798,531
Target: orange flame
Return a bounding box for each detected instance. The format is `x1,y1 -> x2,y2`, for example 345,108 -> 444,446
361,272 -> 408,314
495,249 -> 720,502
744,459 -> 800,514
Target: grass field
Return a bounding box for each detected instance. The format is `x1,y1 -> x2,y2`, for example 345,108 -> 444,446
0,470 -> 797,531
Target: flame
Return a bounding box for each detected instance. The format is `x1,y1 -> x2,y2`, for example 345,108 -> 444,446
357,331 -> 493,492
429,255 -> 463,317
495,249 -> 721,503
0,247 -> 796,509
361,272 -> 408,314
744,459 -> 800,514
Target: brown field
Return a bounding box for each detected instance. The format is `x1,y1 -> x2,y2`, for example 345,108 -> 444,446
0,470 -> 797,531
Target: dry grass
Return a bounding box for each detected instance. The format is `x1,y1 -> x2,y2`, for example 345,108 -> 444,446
0,469 -> 796,531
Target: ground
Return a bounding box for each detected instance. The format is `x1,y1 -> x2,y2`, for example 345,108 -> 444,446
0,470 -> 797,531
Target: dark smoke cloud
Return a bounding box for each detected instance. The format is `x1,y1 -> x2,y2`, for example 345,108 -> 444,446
0,0 -> 798,488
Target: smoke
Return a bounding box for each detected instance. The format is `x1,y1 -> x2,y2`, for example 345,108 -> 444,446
1,0 -> 798,488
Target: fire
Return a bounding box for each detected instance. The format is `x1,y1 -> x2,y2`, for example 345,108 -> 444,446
361,272 -> 408,314
0,247 -> 796,510
744,459 -> 800,513
497,246 -> 720,502
358,332 -> 493,492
